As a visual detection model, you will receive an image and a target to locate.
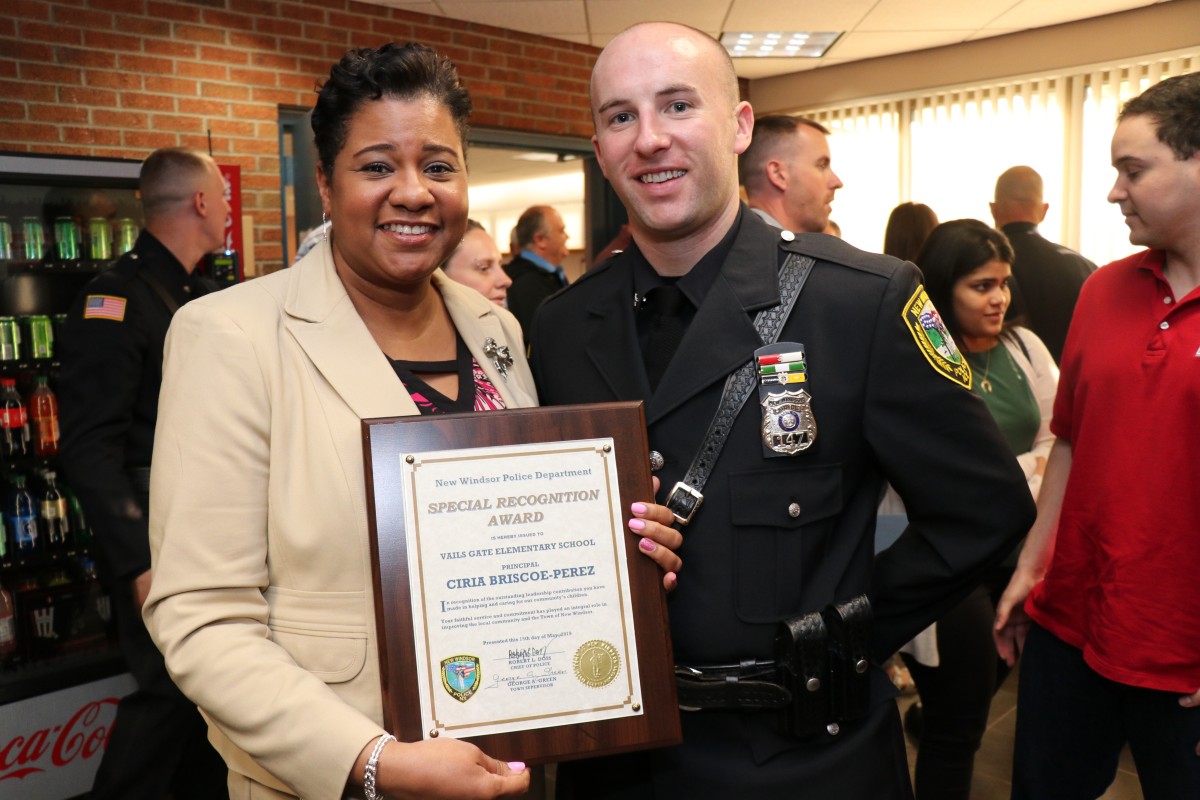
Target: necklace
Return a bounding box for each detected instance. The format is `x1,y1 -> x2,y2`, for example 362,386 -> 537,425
977,348 -> 994,393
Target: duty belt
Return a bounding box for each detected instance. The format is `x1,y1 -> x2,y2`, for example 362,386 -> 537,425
674,595 -> 873,738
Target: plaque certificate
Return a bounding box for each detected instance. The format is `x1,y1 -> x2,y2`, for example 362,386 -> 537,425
363,403 -> 680,764
403,439 -> 639,738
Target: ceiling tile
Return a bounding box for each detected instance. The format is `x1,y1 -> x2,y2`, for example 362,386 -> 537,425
829,30 -> 972,60
433,1 -> 587,34
585,0 -> 729,34
588,29 -> 722,48
964,28 -> 1020,42
985,0 -> 1157,31
734,57 -> 830,80
724,0 -> 877,32
857,0 -> 1016,31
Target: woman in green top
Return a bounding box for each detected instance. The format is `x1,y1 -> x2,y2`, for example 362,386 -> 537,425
902,219 -> 1059,800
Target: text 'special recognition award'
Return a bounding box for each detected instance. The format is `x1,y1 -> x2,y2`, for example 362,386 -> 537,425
363,402 -> 680,764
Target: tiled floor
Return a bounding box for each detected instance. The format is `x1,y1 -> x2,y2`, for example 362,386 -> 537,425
899,664 -> 1144,799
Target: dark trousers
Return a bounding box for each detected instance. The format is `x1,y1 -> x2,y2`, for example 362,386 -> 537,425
89,577 -> 227,800
902,583 -> 1012,800
1013,622 -> 1200,800
556,695 -> 913,799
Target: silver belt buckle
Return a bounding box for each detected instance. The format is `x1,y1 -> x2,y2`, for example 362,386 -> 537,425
666,481 -> 704,526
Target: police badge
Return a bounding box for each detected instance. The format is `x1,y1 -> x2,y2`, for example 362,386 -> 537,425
761,389 -> 817,455
440,655 -> 481,703
755,343 -> 817,457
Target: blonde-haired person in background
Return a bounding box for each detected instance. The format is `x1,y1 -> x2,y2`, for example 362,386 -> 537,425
442,219 -> 512,306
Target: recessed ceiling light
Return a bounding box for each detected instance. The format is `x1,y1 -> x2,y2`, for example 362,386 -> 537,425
720,31 -> 841,58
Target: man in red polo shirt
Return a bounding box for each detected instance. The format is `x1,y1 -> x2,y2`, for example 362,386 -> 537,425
994,72 -> 1200,799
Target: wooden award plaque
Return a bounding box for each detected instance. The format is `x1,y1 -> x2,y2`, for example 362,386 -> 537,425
362,401 -> 681,765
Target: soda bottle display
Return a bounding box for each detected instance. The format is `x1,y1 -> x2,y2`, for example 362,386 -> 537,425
29,376 -> 60,457
0,378 -> 29,457
10,474 -> 40,555
41,471 -> 69,551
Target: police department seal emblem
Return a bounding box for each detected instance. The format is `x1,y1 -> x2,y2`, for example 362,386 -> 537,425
902,286 -> 972,389
574,640 -> 621,688
761,389 -> 817,454
440,655 -> 481,702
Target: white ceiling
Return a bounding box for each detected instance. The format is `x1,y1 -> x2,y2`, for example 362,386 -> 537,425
363,0 -> 1166,79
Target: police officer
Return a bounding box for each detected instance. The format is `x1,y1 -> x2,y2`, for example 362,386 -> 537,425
59,147 -> 228,800
531,23 -> 1035,799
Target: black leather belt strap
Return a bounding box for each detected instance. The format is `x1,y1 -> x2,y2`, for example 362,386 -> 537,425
665,253 -> 815,525
675,660 -> 791,711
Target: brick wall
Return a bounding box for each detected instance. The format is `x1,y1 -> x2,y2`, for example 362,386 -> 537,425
0,0 -> 599,270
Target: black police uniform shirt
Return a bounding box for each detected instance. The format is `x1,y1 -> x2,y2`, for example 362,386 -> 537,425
532,208 -> 1033,797
58,230 -> 216,584
531,206 -> 1033,668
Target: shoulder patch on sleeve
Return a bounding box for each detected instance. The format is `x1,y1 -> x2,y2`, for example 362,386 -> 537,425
83,294 -> 127,322
902,286 -> 972,389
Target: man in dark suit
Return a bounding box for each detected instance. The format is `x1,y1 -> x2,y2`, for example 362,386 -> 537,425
531,22 -> 1035,800
504,204 -> 570,338
991,166 -> 1096,362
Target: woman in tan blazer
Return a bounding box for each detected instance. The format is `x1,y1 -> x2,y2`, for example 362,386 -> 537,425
145,42 -> 678,800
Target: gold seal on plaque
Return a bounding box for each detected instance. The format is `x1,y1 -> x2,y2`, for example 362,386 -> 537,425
574,640 -> 621,688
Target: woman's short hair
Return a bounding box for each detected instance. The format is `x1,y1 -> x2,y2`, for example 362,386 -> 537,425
883,202 -> 938,263
915,219 -> 1015,346
311,42 -> 472,177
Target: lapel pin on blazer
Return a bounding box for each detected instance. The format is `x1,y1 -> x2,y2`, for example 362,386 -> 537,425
482,337 -> 512,380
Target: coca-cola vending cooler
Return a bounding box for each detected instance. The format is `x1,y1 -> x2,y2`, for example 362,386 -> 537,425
0,152 -> 142,799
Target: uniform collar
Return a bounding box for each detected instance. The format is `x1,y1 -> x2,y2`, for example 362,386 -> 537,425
134,230 -> 203,299
631,203 -> 746,310
1001,221 -> 1039,236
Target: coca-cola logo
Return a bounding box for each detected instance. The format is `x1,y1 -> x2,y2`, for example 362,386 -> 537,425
0,697 -> 116,782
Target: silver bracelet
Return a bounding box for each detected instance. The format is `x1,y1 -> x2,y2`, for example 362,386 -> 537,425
364,733 -> 396,800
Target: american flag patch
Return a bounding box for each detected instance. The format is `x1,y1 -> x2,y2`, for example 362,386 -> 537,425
83,295 -> 127,321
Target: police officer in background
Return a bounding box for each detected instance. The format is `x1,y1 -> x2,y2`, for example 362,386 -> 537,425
59,147 -> 228,800
531,23 -> 1035,798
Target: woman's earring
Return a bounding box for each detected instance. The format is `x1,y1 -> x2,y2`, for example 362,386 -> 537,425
322,212 -> 329,242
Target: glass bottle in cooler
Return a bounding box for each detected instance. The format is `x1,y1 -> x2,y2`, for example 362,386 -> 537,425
0,378 -> 29,457
29,375 -> 60,457
63,482 -> 93,546
41,470 -> 69,552
9,474 -> 40,555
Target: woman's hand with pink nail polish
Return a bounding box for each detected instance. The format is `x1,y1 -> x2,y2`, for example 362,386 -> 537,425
629,498 -> 682,591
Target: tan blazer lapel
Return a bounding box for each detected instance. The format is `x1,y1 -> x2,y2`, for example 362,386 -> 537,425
283,242 -> 419,420
438,271 -> 538,409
